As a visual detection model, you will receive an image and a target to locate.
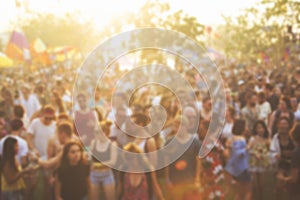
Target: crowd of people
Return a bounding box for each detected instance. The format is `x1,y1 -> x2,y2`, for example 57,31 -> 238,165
0,57 -> 300,200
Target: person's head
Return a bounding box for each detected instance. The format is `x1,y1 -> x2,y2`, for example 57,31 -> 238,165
2,89 -> 12,101
274,86 -> 282,96
232,119 -> 246,136
172,114 -> 188,133
252,120 -> 269,138
290,123 -> 300,145
277,117 -> 291,135
226,106 -> 235,121
10,119 -> 24,134
265,84 -> 273,94
61,141 -> 84,166
130,112 -> 150,127
13,105 -> 25,119
246,92 -> 257,107
279,97 -> 292,111
290,96 -> 298,111
57,112 -> 70,123
2,137 -> 18,171
57,122 -> 73,145
76,92 -> 88,110
257,76 -> 264,86
42,105 -> 55,125
122,142 -> 150,170
202,96 -> 212,111
183,106 -> 198,133
257,92 -> 266,104
21,84 -> 31,98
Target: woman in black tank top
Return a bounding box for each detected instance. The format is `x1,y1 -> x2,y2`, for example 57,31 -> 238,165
89,120 -> 118,200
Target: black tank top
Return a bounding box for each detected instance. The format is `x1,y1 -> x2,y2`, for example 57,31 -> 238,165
279,136 -> 295,171
91,141 -> 111,163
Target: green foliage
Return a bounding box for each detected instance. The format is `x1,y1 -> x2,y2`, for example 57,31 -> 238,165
20,13 -> 98,52
214,0 -> 300,64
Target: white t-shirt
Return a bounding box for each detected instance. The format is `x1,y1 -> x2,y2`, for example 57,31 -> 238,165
0,135 -> 29,164
221,122 -> 233,139
18,93 -> 41,119
258,101 -> 272,124
27,118 -> 56,159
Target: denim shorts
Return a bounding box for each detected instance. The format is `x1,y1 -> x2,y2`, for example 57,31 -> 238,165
1,190 -> 24,200
90,170 -> 115,186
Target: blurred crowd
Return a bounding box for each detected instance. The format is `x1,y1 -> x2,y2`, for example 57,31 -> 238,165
1,58 -> 300,200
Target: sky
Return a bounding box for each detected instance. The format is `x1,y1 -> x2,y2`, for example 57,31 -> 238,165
0,0 -> 261,33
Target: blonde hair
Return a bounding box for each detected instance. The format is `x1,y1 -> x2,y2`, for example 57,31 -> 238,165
123,142 -> 143,153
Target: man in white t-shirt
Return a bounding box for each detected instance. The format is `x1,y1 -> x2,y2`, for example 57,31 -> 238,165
0,119 -> 28,166
17,84 -> 41,120
27,105 -> 56,160
258,92 -> 272,125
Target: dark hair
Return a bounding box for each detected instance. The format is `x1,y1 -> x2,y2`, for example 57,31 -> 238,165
252,120 -> 269,138
281,96 -> 292,110
1,137 -> 18,172
131,112 -> 150,126
258,92 -> 266,100
227,106 -> 236,119
10,119 -> 24,131
265,84 -> 273,91
43,104 -> 55,115
58,112 -> 69,121
59,141 -> 85,170
57,122 -> 73,137
290,123 -> 300,144
277,116 -> 291,126
13,105 -> 25,118
232,119 -> 246,135
202,96 -> 211,103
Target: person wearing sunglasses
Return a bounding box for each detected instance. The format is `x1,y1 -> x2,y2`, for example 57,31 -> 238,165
26,105 -> 56,161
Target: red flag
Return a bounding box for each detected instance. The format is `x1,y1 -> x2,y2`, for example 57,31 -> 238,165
5,30 -> 30,61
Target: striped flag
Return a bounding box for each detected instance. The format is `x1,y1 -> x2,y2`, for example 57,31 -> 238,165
5,30 -> 30,61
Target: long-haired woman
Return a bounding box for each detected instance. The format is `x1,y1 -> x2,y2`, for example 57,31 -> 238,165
55,141 -> 90,200
1,137 -> 32,200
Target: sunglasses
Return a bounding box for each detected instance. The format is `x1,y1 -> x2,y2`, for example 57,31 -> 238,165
44,117 -> 54,121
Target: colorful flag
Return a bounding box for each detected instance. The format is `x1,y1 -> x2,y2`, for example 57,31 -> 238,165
5,30 -> 30,61
32,38 -> 47,53
30,38 -> 51,65
0,52 -> 14,68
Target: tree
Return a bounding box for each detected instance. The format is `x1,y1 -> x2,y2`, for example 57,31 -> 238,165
213,0 -> 300,64
97,0 -> 205,65
20,13 -> 98,53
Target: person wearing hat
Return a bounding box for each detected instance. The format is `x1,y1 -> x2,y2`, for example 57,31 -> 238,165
0,119 -> 28,167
